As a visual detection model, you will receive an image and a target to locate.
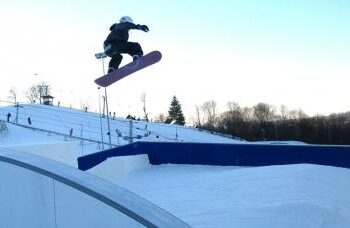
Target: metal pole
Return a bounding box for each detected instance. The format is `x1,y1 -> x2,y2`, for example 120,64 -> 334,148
102,56 -> 112,149
102,57 -> 106,75
175,125 -> 178,142
79,124 -> 84,155
98,87 -> 104,149
129,119 -> 133,144
104,88 -> 112,149
15,102 -> 19,124
102,96 -> 106,117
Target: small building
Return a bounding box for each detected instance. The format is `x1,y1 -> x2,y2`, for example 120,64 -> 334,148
42,95 -> 54,106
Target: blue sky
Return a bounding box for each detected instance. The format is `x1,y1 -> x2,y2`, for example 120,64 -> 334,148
0,0 -> 349,120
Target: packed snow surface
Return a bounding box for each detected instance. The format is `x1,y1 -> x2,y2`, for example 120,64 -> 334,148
116,164 -> 350,228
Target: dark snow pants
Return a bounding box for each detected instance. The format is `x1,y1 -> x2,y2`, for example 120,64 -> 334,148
104,41 -> 143,70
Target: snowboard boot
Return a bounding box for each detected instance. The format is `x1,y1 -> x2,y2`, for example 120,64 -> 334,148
133,54 -> 142,62
108,67 -> 116,73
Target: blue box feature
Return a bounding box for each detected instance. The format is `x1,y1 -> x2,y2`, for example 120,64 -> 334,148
78,142 -> 350,171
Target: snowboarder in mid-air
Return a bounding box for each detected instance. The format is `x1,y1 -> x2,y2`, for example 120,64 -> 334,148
104,16 -> 149,73
95,16 -> 161,87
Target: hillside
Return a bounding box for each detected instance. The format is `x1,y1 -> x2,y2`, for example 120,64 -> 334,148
0,103 -> 242,155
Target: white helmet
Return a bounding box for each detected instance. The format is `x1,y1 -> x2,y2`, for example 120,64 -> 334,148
119,16 -> 133,23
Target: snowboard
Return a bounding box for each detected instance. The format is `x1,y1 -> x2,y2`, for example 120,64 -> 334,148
94,51 -> 162,87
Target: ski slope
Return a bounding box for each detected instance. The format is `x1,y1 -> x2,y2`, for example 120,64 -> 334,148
1,104 -> 350,227
0,104 -> 241,151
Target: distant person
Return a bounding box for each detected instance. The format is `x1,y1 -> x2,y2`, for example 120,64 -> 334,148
6,113 -> 11,122
69,128 -> 73,136
103,16 -> 149,73
116,129 -> 122,137
27,117 -> 32,125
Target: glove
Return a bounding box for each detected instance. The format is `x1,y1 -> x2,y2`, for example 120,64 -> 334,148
136,24 -> 149,32
141,25 -> 149,32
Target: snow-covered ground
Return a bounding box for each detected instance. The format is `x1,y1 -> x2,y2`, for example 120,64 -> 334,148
116,164 -> 350,228
1,104 -> 350,227
0,103 -> 243,157
0,103 -> 241,149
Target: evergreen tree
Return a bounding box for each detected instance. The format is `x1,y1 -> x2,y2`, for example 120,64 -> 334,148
166,96 -> 185,125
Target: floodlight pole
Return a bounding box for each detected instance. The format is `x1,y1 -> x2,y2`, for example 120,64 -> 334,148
95,52 -> 112,149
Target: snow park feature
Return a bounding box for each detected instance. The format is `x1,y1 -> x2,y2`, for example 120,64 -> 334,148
78,141 -> 350,170
0,148 -> 189,227
1,104 -> 350,227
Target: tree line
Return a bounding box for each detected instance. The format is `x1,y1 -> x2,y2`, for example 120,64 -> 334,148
193,101 -> 350,145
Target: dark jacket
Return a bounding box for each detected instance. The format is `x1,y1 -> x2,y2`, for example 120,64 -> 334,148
104,22 -> 137,45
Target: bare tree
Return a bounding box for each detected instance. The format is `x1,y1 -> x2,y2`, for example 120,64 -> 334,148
201,100 -> 218,129
279,105 -> 288,120
194,105 -> 203,127
154,113 -> 166,123
37,81 -> 51,98
287,108 -> 308,120
227,102 -> 242,120
297,109 -> 308,119
227,101 -> 240,112
140,93 -> 149,122
253,103 -> 275,124
26,85 -> 39,103
26,82 -> 51,104
241,107 -> 253,122
8,87 -> 17,104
